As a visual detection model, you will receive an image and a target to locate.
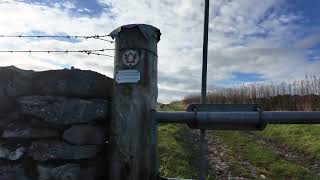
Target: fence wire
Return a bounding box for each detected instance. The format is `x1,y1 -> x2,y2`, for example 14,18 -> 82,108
0,49 -> 114,57
0,34 -> 114,43
0,34 -> 115,57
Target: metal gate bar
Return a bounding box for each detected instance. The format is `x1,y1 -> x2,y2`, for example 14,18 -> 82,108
157,111 -> 320,126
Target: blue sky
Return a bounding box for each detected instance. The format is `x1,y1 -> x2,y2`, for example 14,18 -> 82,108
235,72 -> 265,82
0,0 -> 319,102
18,0 -> 106,17
290,0 -> 320,25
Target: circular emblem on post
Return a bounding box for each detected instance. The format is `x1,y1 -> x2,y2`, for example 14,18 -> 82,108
122,50 -> 140,67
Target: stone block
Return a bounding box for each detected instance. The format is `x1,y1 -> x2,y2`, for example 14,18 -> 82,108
38,163 -> 103,180
31,69 -> 113,99
0,144 -> 26,160
19,96 -> 108,125
2,127 -> 60,138
63,125 -> 105,145
0,66 -> 33,114
29,141 -> 100,161
0,164 -> 30,180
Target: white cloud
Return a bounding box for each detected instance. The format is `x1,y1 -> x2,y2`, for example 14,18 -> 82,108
0,0 -> 319,103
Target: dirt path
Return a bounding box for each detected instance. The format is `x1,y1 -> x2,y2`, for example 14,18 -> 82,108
243,132 -> 320,175
206,133 -> 235,179
206,133 -> 264,180
190,130 -> 320,179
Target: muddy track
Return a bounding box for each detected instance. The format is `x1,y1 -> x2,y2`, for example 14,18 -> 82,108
243,131 -> 320,175
206,133 -> 264,180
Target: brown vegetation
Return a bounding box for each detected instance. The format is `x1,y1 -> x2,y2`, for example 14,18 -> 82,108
183,76 -> 320,111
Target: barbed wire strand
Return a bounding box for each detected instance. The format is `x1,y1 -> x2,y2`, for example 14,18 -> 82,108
93,37 -> 114,43
0,34 -> 114,43
0,48 -> 115,57
90,52 -> 114,57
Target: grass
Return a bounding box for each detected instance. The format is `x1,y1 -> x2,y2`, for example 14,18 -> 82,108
158,101 -> 198,179
158,101 -> 186,112
210,131 -> 317,179
259,125 -> 320,159
158,100 -> 320,179
158,124 -> 197,178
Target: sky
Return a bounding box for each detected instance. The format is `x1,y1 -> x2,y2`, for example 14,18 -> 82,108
0,0 -> 319,103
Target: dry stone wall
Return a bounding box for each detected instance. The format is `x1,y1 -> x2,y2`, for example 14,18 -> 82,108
0,66 -> 113,180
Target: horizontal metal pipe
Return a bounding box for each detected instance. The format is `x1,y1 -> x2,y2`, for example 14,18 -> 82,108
263,112 -> 320,124
156,112 -> 194,124
156,111 -> 320,125
157,112 -> 259,123
197,111 -> 259,124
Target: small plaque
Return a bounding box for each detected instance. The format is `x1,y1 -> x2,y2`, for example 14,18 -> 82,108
116,70 -> 140,84
122,50 -> 140,67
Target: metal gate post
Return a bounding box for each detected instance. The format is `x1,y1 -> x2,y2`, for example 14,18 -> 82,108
108,24 -> 161,180
200,0 -> 210,179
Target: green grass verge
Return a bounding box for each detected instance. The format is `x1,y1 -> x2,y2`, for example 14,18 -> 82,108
259,125 -> 320,159
157,101 -> 198,178
158,124 -> 197,178
157,101 -> 186,112
211,131 -> 317,179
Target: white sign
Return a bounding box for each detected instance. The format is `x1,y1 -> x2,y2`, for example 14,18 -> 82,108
122,50 -> 140,67
116,70 -> 140,84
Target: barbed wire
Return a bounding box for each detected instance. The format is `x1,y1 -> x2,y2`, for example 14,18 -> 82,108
0,34 -> 114,43
94,37 -> 114,43
0,34 -> 115,57
0,48 -> 114,57
90,52 -> 114,57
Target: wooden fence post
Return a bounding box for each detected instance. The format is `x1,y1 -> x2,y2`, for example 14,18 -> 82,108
108,24 -> 161,180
